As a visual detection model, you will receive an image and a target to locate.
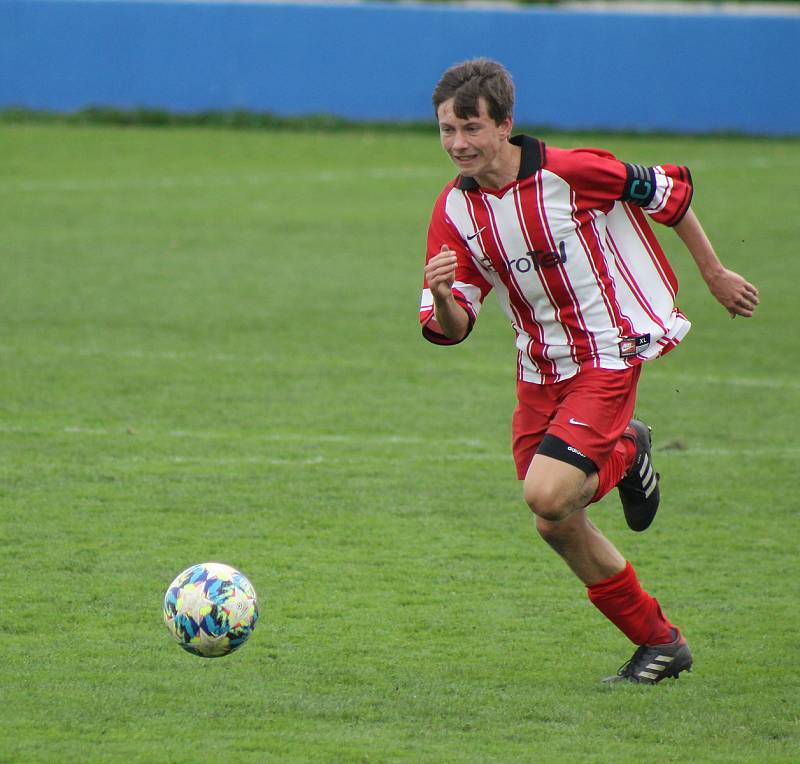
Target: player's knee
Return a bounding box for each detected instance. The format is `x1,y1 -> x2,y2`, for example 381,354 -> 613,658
524,481 -> 571,522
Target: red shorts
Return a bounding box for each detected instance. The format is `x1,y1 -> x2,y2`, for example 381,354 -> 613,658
511,366 -> 641,479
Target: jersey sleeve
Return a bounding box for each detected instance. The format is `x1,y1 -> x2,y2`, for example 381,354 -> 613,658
420,187 -> 493,345
546,147 -> 694,227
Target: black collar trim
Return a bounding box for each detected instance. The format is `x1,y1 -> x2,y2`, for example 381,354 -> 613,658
455,135 -> 545,191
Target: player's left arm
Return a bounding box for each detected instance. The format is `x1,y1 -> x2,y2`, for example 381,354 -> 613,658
551,149 -> 759,318
673,208 -> 759,318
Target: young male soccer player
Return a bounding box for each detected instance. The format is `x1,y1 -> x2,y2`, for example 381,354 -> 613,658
419,59 -> 759,683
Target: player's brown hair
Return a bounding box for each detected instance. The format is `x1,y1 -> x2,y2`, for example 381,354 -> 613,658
432,58 -> 515,125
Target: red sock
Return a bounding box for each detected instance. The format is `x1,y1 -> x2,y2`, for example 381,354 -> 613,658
587,562 -> 676,645
591,435 -> 636,503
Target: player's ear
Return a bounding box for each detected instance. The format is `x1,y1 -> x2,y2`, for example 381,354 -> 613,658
498,116 -> 513,140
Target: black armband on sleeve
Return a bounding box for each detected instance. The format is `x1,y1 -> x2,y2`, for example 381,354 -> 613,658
621,163 -> 657,207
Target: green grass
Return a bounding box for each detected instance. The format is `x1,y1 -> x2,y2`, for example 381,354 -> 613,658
1,123 -> 798,763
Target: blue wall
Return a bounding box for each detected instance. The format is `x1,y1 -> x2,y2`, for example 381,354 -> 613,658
2,0 -> 799,135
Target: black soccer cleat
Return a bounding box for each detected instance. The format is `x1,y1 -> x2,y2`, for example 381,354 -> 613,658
602,632 -> 693,684
617,419 -> 660,532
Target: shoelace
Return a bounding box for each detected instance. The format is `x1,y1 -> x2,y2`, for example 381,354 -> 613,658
616,644 -> 649,677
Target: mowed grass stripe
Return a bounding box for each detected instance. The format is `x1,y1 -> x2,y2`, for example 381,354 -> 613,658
2,343 -> 799,390
2,424 -> 799,460
2,151 -> 798,195
0,166 -> 444,193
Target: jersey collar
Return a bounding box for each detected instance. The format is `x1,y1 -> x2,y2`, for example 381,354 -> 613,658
455,135 -> 545,191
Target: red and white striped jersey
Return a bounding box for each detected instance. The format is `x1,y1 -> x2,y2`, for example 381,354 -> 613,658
419,135 -> 694,384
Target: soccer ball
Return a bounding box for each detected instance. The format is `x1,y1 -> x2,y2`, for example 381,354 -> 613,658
163,562 -> 259,658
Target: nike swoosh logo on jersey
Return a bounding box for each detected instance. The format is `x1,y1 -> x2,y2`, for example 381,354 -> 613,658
569,417 -> 590,427
466,226 -> 486,241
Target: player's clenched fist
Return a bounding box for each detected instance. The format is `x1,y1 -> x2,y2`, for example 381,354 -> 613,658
423,244 -> 469,341
424,244 -> 458,301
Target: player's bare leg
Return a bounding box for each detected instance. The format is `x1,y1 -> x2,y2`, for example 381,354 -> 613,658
524,454 -> 625,584
523,452 -> 692,683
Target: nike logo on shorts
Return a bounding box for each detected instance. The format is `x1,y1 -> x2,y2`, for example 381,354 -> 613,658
569,417 -> 590,427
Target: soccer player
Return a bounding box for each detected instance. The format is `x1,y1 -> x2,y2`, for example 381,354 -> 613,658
419,59 -> 759,683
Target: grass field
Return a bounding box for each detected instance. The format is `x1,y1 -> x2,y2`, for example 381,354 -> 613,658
2,123 -> 798,763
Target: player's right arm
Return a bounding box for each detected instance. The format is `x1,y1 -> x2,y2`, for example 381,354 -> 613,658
424,244 -> 470,341
419,187 -> 492,345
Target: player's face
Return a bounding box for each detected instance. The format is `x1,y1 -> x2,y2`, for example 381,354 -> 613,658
437,97 -> 513,183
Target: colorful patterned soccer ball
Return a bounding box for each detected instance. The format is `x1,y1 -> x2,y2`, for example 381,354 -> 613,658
163,562 -> 259,658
